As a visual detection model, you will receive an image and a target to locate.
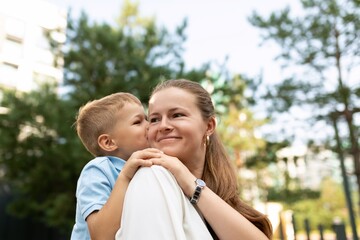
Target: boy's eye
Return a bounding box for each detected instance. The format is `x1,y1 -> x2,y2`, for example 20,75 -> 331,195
133,117 -> 146,125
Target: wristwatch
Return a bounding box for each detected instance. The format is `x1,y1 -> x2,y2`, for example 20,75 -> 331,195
189,178 -> 206,204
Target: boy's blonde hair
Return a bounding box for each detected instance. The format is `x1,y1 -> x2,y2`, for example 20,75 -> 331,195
75,92 -> 142,156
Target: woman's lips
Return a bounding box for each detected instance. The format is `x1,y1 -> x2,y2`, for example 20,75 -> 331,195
157,136 -> 180,142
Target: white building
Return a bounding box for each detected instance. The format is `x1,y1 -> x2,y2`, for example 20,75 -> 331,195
0,0 -> 66,92
275,145 -> 350,190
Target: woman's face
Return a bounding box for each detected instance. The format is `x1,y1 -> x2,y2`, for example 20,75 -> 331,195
148,87 -> 209,167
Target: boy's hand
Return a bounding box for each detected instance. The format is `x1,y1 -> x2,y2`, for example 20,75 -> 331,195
120,148 -> 162,181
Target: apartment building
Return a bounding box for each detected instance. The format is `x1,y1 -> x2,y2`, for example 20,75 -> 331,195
275,145 -> 353,190
0,0 -> 66,92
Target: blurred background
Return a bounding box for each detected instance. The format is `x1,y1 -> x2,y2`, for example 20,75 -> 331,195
0,0 -> 359,239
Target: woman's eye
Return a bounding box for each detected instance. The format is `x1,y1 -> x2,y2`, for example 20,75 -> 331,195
149,117 -> 159,123
173,113 -> 184,118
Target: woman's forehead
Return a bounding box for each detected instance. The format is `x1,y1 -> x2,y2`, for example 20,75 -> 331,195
149,88 -> 197,112
150,87 -> 194,103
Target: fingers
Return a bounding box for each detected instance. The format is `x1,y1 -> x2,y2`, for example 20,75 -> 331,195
130,148 -> 163,160
125,149 -> 164,168
149,158 -> 165,167
149,154 -> 178,171
138,159 -> 153,167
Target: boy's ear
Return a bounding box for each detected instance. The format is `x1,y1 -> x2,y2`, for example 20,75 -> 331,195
206,116 -> 216,136
98,134 -> 118,152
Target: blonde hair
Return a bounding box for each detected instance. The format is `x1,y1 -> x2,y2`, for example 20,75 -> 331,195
150,79 -> 273,239
75,92 -> 141,156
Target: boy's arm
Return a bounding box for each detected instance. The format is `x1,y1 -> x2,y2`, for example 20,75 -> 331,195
86,173 -> 130,240
86,148 -> 162,240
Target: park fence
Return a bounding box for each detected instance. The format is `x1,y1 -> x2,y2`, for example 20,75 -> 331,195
277,211 -> 358,240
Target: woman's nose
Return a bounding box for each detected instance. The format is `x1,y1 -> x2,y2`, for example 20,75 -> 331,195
159,117 -> 172,131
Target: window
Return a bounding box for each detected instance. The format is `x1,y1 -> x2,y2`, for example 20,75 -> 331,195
0,62 -> 19,87
5,17 -> 25,41
3,38 -> 23,59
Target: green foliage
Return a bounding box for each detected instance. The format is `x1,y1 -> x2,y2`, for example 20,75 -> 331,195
209,74 -> 263,144
0,83 -> 87,233
203,74 -> 247,113
63,6 -> 208,107
288,178 -> 348,231
268,187 -> 320,203
248,0 -> 360,134
219,106 -> 266,152
246,140 -> 290,169
0,0 -> 264,236
0,1 -> 281,236
249,0 -> 360,71
0,2 -> 211,235
248,0 -> 360,201
64,12 -> 168,104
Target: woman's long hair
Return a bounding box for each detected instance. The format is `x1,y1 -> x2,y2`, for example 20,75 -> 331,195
150,79 -> 273,239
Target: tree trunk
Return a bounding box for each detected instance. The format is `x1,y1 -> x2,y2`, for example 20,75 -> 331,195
334,24 -> 360,215
344,109 -> 360,216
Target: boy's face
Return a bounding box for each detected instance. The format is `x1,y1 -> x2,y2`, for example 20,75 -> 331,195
110,102 -> 149,160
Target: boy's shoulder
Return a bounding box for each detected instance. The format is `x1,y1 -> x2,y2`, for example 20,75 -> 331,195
82,156 -> 126,172
88,156 -> 113,164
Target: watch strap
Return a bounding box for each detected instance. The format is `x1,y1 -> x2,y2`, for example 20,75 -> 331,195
189,179 -> 205,204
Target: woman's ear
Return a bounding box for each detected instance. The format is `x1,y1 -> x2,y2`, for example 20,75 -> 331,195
98,134 -> 118,152
206,116 -> 216,136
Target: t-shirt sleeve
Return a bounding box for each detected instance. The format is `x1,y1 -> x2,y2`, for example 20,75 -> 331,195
76,162 -> 112,220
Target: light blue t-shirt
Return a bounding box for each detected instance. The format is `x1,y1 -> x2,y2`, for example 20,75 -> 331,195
70,156 -> 126,240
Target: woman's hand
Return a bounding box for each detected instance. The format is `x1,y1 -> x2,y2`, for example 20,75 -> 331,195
151,153 -> 196,197
121,148 -> 162,181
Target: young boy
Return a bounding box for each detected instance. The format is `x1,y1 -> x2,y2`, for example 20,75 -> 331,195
70,92 -> 162,240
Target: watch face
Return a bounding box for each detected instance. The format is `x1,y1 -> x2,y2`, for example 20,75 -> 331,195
196,179 -> 206,188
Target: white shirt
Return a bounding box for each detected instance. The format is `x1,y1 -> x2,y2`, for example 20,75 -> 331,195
116,165 -> 213,240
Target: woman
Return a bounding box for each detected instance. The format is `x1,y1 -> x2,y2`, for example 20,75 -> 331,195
117,79 -> 272,239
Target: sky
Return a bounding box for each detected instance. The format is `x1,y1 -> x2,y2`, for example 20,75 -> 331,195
47,0 -> 302,84
47,0 -> 314,145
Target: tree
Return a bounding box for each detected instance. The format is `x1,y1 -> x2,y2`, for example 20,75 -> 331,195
62,0 -> 208,107
249,0 -> 360,208
290,177 -> 347,231
0,1 -> 210,236
203,72 -> 278,203
0,82 -> 81,233
0,1 -> 273,236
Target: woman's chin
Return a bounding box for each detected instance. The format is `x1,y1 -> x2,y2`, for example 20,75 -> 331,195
160,148 -> 179,157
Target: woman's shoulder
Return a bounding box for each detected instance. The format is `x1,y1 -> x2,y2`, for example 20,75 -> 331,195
134,165 -> 174,179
